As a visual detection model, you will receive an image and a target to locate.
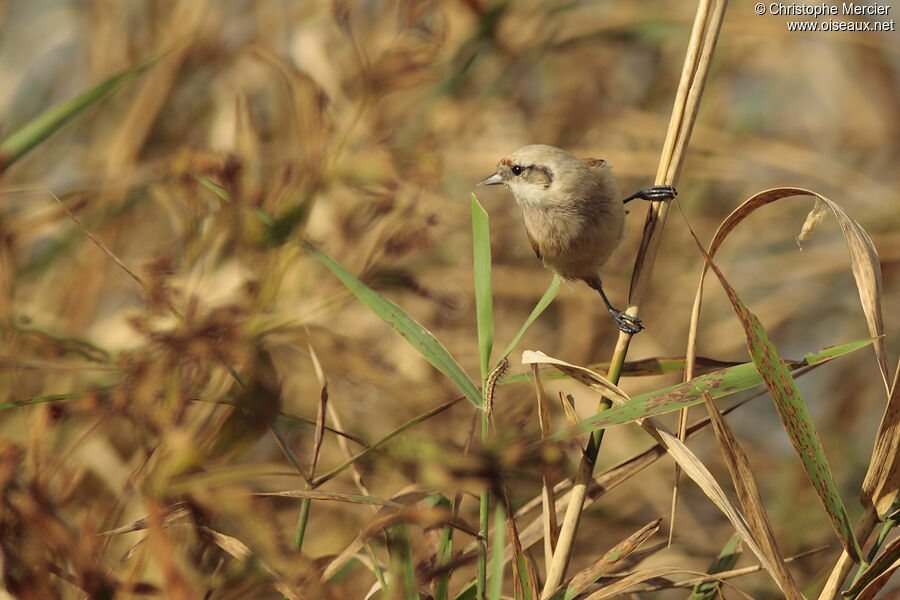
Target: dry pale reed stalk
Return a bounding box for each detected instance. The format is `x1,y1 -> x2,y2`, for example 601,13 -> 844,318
540,0 -> 728,596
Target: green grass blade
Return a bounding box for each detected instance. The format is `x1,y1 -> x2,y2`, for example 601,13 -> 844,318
312,397 -> 462,486
488,502 -> 505,600
477,419 -> 490,598
388,524 -> 420,600
293,498 -> 311,551
365,544 -> 388,591
687,534 -> 742,599
498,274 -> 560,365
0,55 -> 160,172
452,582 -> 477,600
0,390 -> 110,411
550,338 -> 872,440
306,243 -> 483,408
195,175 -> 231,201
516,553 -> 538,600
430,495 -> 455,600
472,194 -> 494,379
845,529 -> 900,598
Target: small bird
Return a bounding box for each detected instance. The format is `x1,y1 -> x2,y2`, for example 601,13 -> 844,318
478,144 -> 675,334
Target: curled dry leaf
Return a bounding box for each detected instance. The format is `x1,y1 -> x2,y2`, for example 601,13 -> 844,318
521,350 -> 629,405
702,394 -> 803,599
651,428 -> 774,585
686,186 -> 887,392
862,360 -> 900,518
685,186 -> 893,526
565,518 -> 662,599
581,566 -> 755,600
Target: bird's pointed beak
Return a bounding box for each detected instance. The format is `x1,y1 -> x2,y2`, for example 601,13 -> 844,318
476,172 -> 503,187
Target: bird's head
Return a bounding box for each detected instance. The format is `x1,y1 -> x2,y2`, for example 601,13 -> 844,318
477,144 -> 595,208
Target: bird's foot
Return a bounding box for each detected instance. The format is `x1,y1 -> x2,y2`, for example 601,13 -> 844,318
610,309 -> 643,334
623,185 -> 678,204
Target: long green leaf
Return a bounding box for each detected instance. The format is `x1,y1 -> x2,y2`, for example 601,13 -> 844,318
452,581 -> 477,600
472,194 -> 494,379
0,55 -> 160,172
306,243 -> 483,408
498,274 -> 560,366
550,338 -> 872,440
431,495 -> 455,600
488,503 -> 505,600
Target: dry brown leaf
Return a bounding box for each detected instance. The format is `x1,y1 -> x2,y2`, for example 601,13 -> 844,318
146,501 -> 195,600
256,489 -> 405,506
101,501 -> 305,599
201,526 -> 304,600
842,523 -> 900,600
582,565 -> 755,600
501,486 -> 540,600
688,212 -> 860,561
309,385 -> 327,477
100,501 -> 192,536
320,489 -> 471,581
862,358 -> 900,517
519,349 -> 780,589
505,397 -> 756,568
565,518 -> 662,597
850,545 -> 900,600
681,185 -> 891,535
702,393 -> 804,599
670,546 -> 828,590
532,363 -> 559,570
521,351 -> 630,405
651,427 -> 775,582
308,342 -> 328,479
558,393 -> 580,428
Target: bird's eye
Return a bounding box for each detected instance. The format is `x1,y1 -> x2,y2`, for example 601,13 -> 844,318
511,165 -> 523,176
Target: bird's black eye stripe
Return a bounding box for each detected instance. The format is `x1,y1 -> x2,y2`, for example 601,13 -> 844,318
511,165 -> 524,176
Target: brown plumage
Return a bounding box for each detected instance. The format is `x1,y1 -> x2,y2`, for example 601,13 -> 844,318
478,144 -> 675,334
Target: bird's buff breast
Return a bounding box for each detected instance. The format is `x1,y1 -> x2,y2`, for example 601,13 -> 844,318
522,207 -> 623,280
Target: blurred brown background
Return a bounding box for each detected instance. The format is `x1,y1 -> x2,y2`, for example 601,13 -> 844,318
1,0 -> 898,597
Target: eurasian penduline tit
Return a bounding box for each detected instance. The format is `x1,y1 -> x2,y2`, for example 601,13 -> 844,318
478,144 -> 676,334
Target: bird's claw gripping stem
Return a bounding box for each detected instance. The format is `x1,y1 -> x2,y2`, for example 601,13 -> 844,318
609,309 -> 643,334
623,185 -> 677,204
